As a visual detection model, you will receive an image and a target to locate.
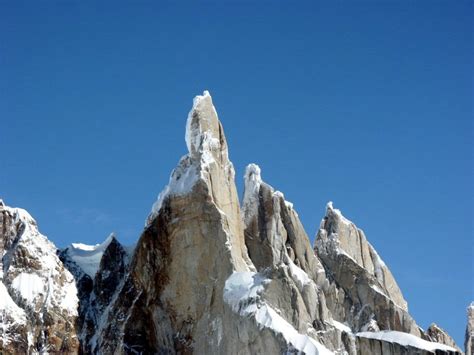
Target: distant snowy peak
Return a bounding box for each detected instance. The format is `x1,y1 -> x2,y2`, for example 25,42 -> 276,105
64,233 -> 116,278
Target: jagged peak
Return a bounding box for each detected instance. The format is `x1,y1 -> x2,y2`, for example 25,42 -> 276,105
0,198 -> 4,207
147,91 -> 232,225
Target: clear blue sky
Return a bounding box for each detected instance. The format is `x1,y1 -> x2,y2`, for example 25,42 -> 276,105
1,1 -> 472,347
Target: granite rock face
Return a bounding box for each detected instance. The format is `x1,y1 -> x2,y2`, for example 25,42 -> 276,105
0,201 -> 79,354
0,92 -> 464,355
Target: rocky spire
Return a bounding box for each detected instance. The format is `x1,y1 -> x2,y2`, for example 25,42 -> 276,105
95,91 -> 255,353
466,302 -> 474,355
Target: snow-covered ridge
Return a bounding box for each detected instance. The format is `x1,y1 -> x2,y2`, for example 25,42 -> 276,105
64,233 -> 116,278
356,330 -> 458,353
224,272 -> 333,355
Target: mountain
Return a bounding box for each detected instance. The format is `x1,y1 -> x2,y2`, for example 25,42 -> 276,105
0,92 -> 466,354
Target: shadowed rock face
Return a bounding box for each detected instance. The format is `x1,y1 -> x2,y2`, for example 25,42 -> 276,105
0,93 -> 463,355
59,234 -> 129,354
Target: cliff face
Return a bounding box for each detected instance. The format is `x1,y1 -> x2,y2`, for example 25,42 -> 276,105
0,92 -> 464,355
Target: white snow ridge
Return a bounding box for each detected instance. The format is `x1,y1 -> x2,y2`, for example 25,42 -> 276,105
65,233 -> 115,277
224,272 -> 333,355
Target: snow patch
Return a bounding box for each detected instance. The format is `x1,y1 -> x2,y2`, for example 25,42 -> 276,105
356,330 -> 458,352
332,320 -> 352,334
11,272 -> 44,304
0,282 -> 27,324
287,258 -> 312,289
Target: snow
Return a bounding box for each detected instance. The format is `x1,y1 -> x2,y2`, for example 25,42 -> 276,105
360,319 -> 380,332
66,233 -> 115,277
331,320 -> 352,333
356,330 -> 458,352
370,284 -> 389,298
223,271 -> 268,314
287,258 -> 312,289
224,272 -> 333,355
0,282 -> 26,324
60,278 -> 79,313
11,272 -> 44,303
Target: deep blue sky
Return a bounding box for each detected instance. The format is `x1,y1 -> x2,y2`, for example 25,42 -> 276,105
1,1 -> 472,347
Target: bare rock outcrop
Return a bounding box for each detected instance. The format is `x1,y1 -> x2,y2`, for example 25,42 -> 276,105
425,323 -> 462,352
